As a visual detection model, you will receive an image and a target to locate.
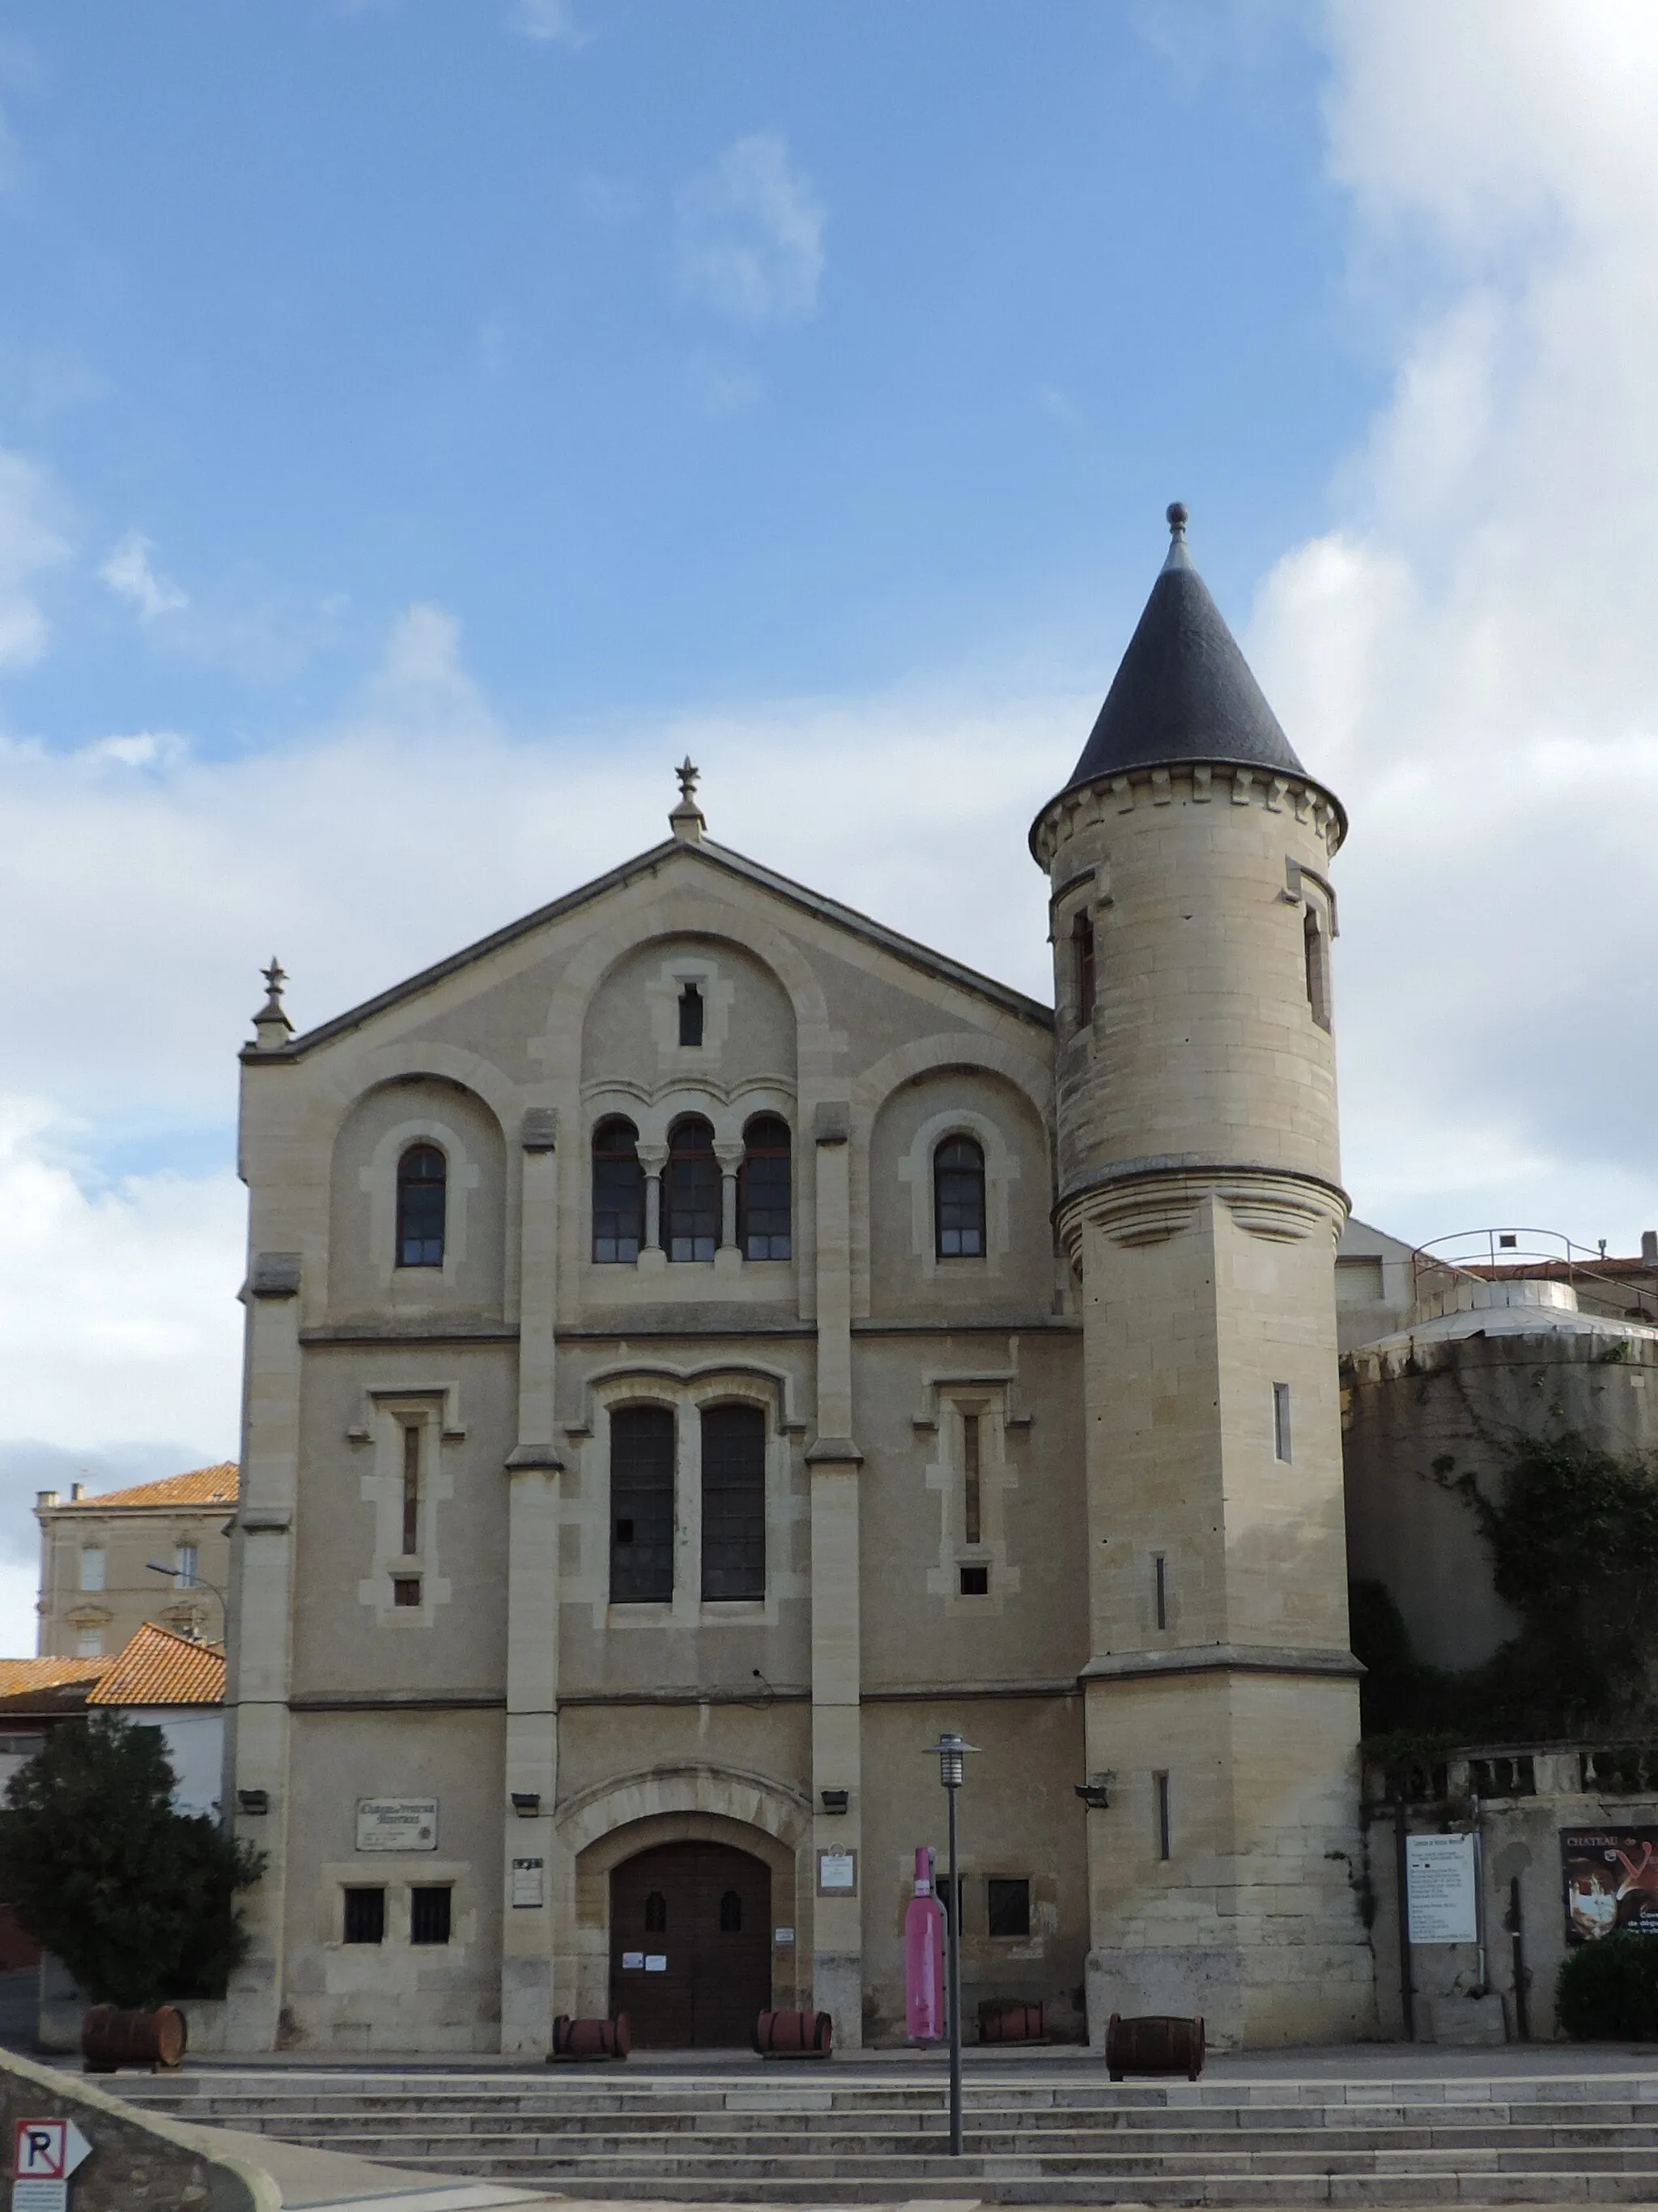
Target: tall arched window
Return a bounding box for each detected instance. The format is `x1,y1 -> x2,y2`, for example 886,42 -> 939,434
397,1145 -> 446,1267
738,1115 -> 792,1260
665,1117 -> 719,1261
610,1404 -> 675,1602
934,1135 -> 986,1259
592,1118 -> 644,1263
701,1402 -> 766,1600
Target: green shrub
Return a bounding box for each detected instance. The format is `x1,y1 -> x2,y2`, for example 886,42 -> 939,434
1556,1931 -> 1658,2040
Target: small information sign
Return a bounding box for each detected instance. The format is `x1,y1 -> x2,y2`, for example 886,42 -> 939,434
622,1950 -> 644,1970
13,2117 -> 91,2212
511,1857 -> 544,1908
1406,1831 -> 1478,1944
644,1954 -> 667,1972
355,1797 -> 438,1853
818,1848 -> 857,1895
774,1925 -> 795,1946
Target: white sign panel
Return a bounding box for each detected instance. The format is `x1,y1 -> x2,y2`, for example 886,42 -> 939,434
511,1857 -> 544,1908
818,1848 -> 857,1893
1406,1831 -> 1478,1944
622,1950 -> 644,1970
644,1954 -> 667,1972
355,1797 -> 438,1853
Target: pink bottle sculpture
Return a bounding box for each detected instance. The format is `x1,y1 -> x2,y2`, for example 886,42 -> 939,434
904,1845 -> 946,2042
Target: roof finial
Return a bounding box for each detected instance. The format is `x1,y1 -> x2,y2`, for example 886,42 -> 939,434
250,957 -> 293,1052
1167,500 -> 1188,539
670,756 -> 706,844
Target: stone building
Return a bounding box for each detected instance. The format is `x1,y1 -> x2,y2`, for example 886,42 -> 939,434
222,508 -> 1376,2055
34,1465 -> 238,1658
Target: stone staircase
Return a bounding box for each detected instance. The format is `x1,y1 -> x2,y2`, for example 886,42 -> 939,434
112,2063 -> 1658,2204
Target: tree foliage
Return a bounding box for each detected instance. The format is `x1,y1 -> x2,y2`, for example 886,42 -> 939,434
0,1712 -> 264,2008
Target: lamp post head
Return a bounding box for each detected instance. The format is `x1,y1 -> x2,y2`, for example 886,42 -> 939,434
145,1561 -> 179,1578
924,1730 -> 980,1789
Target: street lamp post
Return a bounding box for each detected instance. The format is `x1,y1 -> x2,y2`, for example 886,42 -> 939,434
924,1730 -> 978,2156
145,1561 -> 228,1641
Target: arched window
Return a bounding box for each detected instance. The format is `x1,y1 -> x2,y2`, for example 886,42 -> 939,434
718,1890 -> 742,1933
592,1118 -> 644,1263
934,1136 -> 986,1259
701,1402 -> 766,1600
665,1116 -> 719,1261
1304,906 -> 1332,1032
738,1115 -> 792,1260
397,1145 -> 446,1268
644,1891 -> 667,1933
610,1404 -> 675,1602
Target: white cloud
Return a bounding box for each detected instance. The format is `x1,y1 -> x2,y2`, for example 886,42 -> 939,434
509,0 -> 589,47
676,132 -> 825,324
0,448 -> 67,667
99,529 -> 188,622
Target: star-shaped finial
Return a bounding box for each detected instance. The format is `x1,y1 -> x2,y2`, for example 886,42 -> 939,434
676,756 -> 700,805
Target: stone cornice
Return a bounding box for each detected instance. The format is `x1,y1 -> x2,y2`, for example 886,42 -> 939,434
1031,759 -> 1347,870
1056,1161 -> 1350,1258
1082,1643 -> 1364,1685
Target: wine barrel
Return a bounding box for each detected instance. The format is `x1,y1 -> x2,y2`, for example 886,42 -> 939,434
978,2000 -> 1045,2044
81,2003 -> 188,2074
753,2008 -> 833,2058
1104,2011 -> 1205,2082
548,2013 -> 631,2061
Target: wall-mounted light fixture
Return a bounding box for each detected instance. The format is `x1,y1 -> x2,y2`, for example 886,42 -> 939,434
1073,1773 -> 1116,1811
819,1788 -> 849,1814
237,1789 -> 270,1816
511,1792 -> 542,1817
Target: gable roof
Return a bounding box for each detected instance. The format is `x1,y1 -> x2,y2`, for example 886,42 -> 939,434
0,1657 -> 112,1701
250,835 -> 1053,1061
50,1462 -> 239,1512
88,1623 -> 225,1708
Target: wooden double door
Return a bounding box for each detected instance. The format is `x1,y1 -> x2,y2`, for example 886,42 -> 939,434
610,1841 -> 772,2048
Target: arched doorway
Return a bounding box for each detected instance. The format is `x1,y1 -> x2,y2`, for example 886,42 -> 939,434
610,1840 -> 772,2048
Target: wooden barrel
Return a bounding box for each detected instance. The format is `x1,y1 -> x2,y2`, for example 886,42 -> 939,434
1104,2012 -> 1205,2082
81,2004 -> 188,2074
548,2013 -> 631,2061
753,2008 -> 833,2058
978,2000 -> 1045,2044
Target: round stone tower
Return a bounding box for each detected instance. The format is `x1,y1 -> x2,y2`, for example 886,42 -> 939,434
1031,506 -> 1375,2048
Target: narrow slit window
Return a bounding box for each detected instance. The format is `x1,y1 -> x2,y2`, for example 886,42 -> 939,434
934,1136 -> 986,1258
963,1413 -> 982,1546
701,1402 -> 767,1600
678,982 -> 704,1047
1273,1382 -> 1292,1464
592,1118 -> 644,1264
738,1115 -> 792,1259
1304,905 -> 1332,1032
1072,908 -> 1096,1027
1155,1772 -> 1171,1862
987,1877 -> 1031,1938
410,1886 -> 452,1946
610,1405 -> 675,1603
401,1423 -> 420,1556
1154,1554 -> 1167,1631
396,1144 -> 446,1268
343,1887 -> 385,1945
665,1117 -> 719,1261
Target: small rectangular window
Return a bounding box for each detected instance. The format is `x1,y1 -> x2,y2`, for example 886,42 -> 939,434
678,983 -> 704,1047
1072,908 -> 1096,1027
1155,1772 -> 1171,1861
987,1877 -> 1031,1938
174,1542 -> 198,1589
1335,1256 -> 1384,1305
401,1423 -> 421,1556
963,1413 -> 982,1546
410,1886 -> 453,1946
392,1576 -> 422,1608
75,1628 -> 101,1658
343,1887 -> 385,1944
1273,1382 -> 1292,1463
959,1563 -> 989,1596
78,1548 -> 104,1593
1154,1553 -> 1167,1631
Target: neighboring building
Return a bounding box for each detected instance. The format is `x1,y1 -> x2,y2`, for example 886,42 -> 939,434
87,1623 -> 226,1819
34,1465 -> 238,1659
223,505 -> 1377,2057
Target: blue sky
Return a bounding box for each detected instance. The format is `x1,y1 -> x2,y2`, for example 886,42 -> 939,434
4,1 -> 1658,1641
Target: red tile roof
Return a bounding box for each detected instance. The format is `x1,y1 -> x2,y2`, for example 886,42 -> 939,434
55,1462 -> 239,1512
87,1623 -> 225,1708
0,1657 -> 112,1698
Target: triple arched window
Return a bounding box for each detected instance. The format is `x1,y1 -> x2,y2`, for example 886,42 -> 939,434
933,1135 -> 986,1259
396,1145 -> 446,1268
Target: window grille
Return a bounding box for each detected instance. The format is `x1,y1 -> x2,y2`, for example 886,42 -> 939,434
410,1886 -> 452,1945
343,1887 -> 385,1945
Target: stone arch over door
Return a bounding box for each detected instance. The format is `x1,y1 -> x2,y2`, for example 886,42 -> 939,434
555,1766 -> 811,2022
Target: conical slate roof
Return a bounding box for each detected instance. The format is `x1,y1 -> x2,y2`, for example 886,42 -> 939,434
1062,505 -> 1305,793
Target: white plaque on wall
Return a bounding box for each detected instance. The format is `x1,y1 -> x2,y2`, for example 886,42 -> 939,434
355,1797 -> 439,1853
1406,1831 -> 1477,1944
512,1857 -> 545,1908
818,1848 -> 857,1895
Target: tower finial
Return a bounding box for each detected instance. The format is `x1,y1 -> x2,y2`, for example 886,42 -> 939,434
1167,500 -> 1188,538
670,756 -> 706,844
250,957 -> 293,1052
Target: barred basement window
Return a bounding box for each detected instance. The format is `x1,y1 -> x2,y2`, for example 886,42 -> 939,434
987,1877 -> 1031,1938
700,1402 -> 766,1600
738,1115 -> 792,1259
396,1144 -> 446,1267
665,1117 -> 719,1261
610,1405 -> 675,1603
343,1887 -> 385,1945
592,1118 -> 644,1264
934,1136 -> 985,1258
410,1886 -> 452,1946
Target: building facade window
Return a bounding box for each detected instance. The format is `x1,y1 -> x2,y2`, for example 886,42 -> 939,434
392,1576 -> 422,1607
665,1117 -> 719,1261
78,1547 -> 105,1593
1154,1554 -> 1167,1631
963,1412 -> 982,1545
343,1887 -> 386,1944
174,1542 -> 198,1589
1155,1772 -> 1172,1861
934,1136 -> 986,1258
1304,905 -> 1332,1032
592,1118 -> 644,1263
644,1890 -> 667,1933
718,1889 -> 743,1933
738,1115 -> 792,1260
1273,1381 -> 1292,1463
75,1628 -> 101,1658
396,1144 -> 446,1268
959,1563 -> 989,1596
610,1405 -> 675,1603
678,982 -> 704,1047
410,1886 -> 453,1945
1073,908 -> 1096,1027
700,1402 -> 766,1601
987,1877 -> 1031,1938
401,1423 -> 421,1556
